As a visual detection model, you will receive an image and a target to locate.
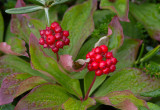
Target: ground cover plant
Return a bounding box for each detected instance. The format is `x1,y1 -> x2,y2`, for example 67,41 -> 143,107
0,0 -> 160,109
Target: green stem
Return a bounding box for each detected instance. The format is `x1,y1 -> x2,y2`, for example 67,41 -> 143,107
135,43 -> 144,64
44,8 -> 50,26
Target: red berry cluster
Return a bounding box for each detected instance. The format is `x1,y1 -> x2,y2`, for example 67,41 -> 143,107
86,45 -> 118,76
39,22 -> 70,53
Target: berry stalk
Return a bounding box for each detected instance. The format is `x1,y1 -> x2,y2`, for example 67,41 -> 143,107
56,52 -> 59,61
84,74 -> 96,101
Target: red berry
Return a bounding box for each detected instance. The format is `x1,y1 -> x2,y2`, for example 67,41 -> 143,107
40,30 -> 45,36
100,45 -> 108,53
94,54 -> 102,62
62,36 -> 66,41
106,59 -> 112,67
103,68 -> 110,74
39,38 -> 45,45
56,41 -> 64,48
46,26 -> 51,30
52,47 -> 59,53
86,54 -> 90,59
46,35 -> 55,45
51,22 -> 59,30
50,44 -> 55,49
64,38 -> 70,45
106,52 -> 113,59
63,31 -> 69,37
110,65 -> 116,72
54,26 -> 62,33
88,51 -> 95,58
95,70 -> 103,76
94,47 -> 102,54
43,44 -> 48,48
91,62 -> 99,70
111,57 -> 117,65
55,33 -> 62,40
87,63 -> 93,71
99,61 -> 106,69
45,30 -> 52,36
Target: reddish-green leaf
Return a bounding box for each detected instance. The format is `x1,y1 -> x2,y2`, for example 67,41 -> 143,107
61,0 -> 97,59
96,90 -> 148,110
0,37 -> 28,57
62,98 -> 96,110
94,68 -> 160,97
95,16 -> 124,51
0,73 -> 32,105
130,3 -> 160,41
11,0 -> 31,43
29,33 -> 82,98
15,84 -> 70,110
100,0 -> 129,22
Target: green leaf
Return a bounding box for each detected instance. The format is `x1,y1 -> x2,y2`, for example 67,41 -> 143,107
84,72 -> 107,96
35,0 -> 45,5
140,88 -> 160,97
62,98 -> 96,110
130,3 -> 160,41
29,33 -> 82,98
0,55 -> 51,81
94,68 -> 160,97
5,6 -> 43,14
50,0 -> 69,6
96,90 -> 148,110
0,11 -> 4,42
15,84 -> 70,110
0,73 -> 32,105
140,45 -> 160,63
76,37 -> 99,60
147,102 -> 160,110
111,38 -> 142,75
61,0 -> 97,59
0,104 -> 15,110
100,0 -> 129,22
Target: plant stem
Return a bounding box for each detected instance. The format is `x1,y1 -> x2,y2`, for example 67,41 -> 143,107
135,43 -> 144,64
56,52 -> 59,62
84,74 -> 96,101
44,8 -> 50,26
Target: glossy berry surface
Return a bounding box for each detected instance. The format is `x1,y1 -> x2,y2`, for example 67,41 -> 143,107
86,45 -> 117,76
39,21 -> 70,53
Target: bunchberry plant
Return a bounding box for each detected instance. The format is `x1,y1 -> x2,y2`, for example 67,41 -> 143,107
0,0 -> 160,110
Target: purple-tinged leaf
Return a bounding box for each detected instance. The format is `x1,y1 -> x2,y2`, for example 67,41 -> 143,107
29,33 -> 82,98
15,84 -> 70,110
59,55 -> 87,72
11,0 -> 31,43
61,0 -> 97,60
130,3 -> 160,41
62,97 -> 96,110
0,37 -> 28,57
96,90 -> 148,110
0,68 -> 13,86
15,76 -> 47,97
100,0 -> 129,22
95,16 -> 124,51
94,68 -> 160,98
0,73 -> 32,105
